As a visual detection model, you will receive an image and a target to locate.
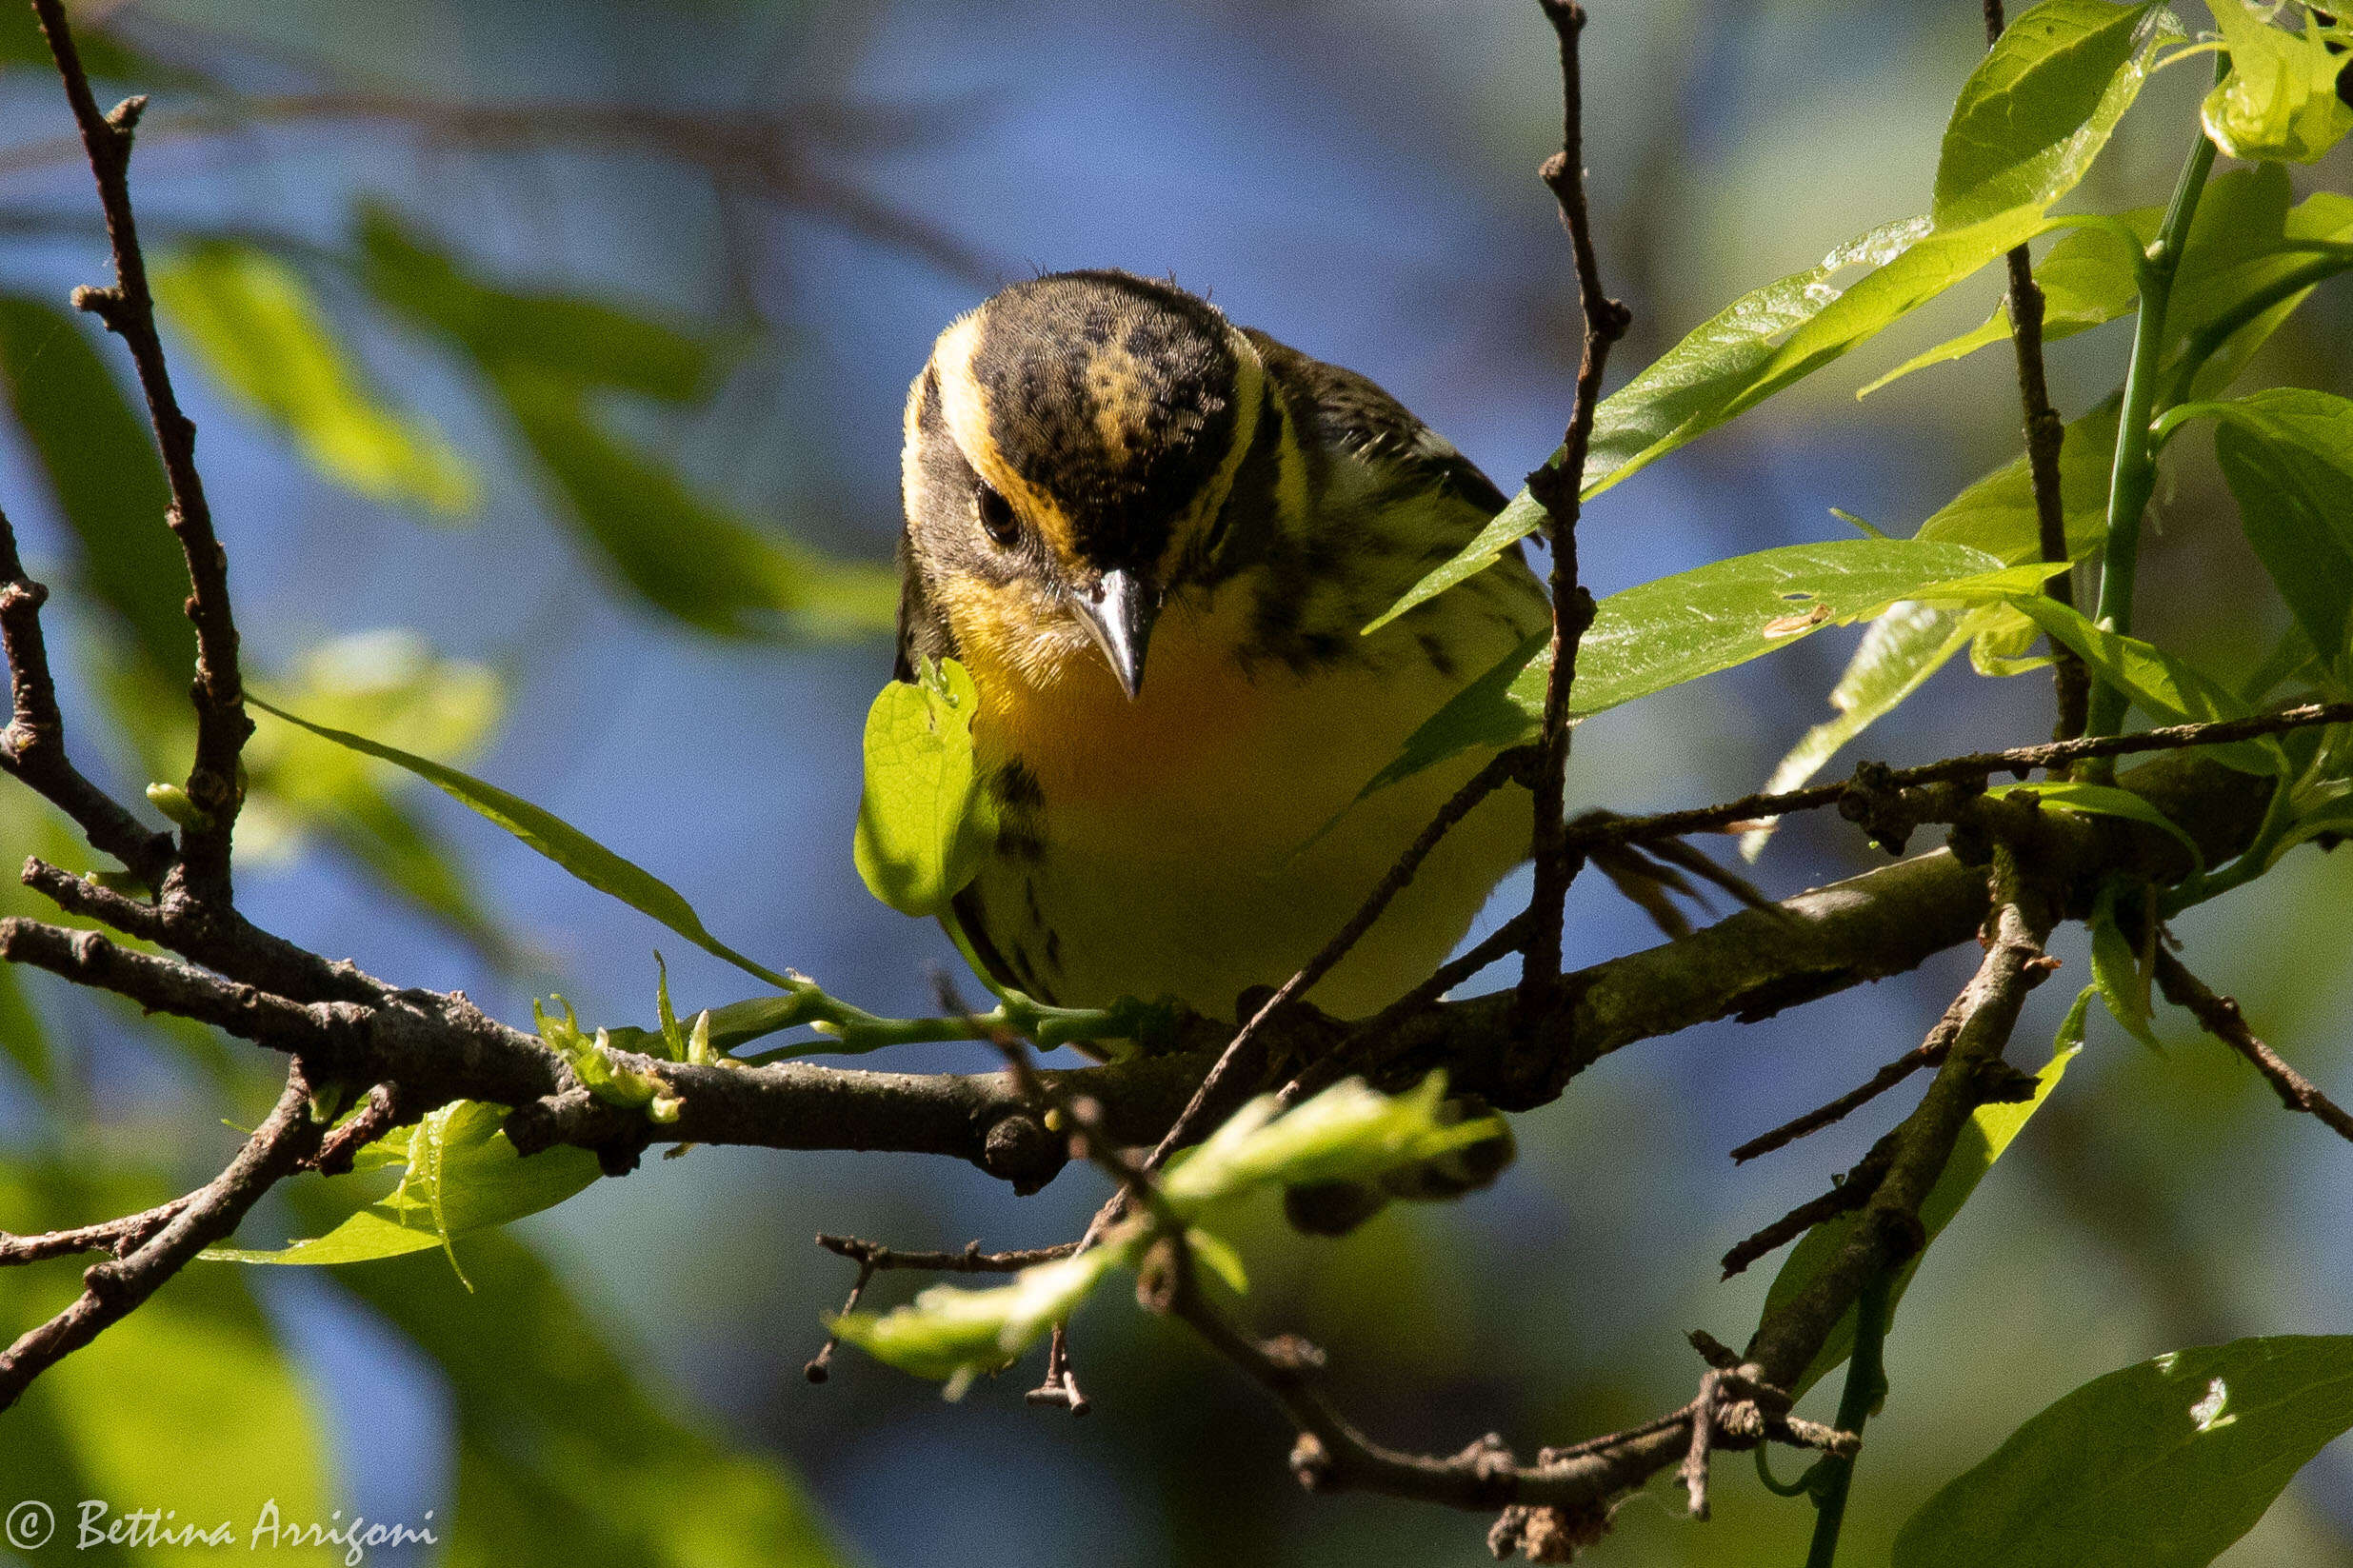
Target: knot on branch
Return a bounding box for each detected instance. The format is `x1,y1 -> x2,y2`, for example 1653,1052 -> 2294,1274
104,94 -> 146,136
982,1110 -> 1064,1194
69,284 -> 126,330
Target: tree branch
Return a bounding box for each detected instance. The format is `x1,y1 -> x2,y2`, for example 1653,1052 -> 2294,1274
33,0 -> 252,900
2154,950 -> 2353,1145
1521,0 -> 1626,996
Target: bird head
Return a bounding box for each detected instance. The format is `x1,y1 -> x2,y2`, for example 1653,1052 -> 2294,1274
900,270 -> 1269,699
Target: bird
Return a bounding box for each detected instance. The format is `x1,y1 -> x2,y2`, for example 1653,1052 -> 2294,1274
894,268 -> 1551,1026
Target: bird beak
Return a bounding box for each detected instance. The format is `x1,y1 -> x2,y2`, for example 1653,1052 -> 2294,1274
1075,567 -> 1161,699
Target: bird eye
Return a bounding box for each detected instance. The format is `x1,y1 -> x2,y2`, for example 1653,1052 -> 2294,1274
975,482 -> 1020,546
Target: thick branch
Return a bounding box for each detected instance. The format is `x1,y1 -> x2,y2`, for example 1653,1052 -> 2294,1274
32,0 -> 252,898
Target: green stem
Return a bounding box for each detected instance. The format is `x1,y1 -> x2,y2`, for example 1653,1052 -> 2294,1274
2084,120 -> 2221,752
1803,1268 -> 1893,1568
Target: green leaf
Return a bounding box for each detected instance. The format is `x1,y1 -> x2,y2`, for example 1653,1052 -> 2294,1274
329,1225 -> 854,1567
1158,1074 -> 1507,1209
2203,0 -> 2353,163
830,1241 -> 1133,1396
0,296 -> 190,676
206,1101 -> 600,1271
1920,398 -> 2122,566
2200,388 -> 2353,662
1986,780 -> 2207,870
1935,1 -> 2168,229
1894,1336 -> 2353,1568
1363,541 -> 2044,801
855,658 -> 998,917
1743,602 -> 1977,859
2088,882 -> 2164,1048
1763,1040 -> 2077,1399
1373,2 -> 2173,630
2001,594 -> 2277,771
249,692 -> 799,988
153,239 -> 478,516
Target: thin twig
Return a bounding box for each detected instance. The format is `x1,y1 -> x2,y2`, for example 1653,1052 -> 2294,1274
1567,702 -> 2353,855
1984,0 -> 2089,744
1520,0 -> 1628,998
1729,1041 -> 1947,1164
0,511 -> 174,885
34,0 -> 252,899
2154,951 -> 2353,1144
1721,1132 -> 1899,1280
0,1064 -> 322,1412
0,1194 -> 192,1265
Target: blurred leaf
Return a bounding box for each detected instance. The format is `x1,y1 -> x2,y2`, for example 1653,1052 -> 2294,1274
153,239 -> 478,516
855,657 -> 996,917
831,1243 -> 1131,1397
329,1227 -> 852,1567
354,206 -> 893,639
1893,1336 -> 2353,1568
2088,882 -> 2164,1047
1934,0 -> 2168,229
0,961 -> 50,1089
208,1101 -> 599,1273
240,628 -> 513,957
1742,602 -> 1976,860
2201,388 -> 2353,662
250,693 -> 798,989
495,365 -> 895,638
1363,541 -> 2044,801
0,296 -> 189,676
0,4 -> 171,83
0,1162 -> 334,1555
1765,1041 -> 2078,1399
2203,0 -> 2353,162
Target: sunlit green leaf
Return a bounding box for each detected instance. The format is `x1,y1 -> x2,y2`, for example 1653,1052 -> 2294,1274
0,296 -> 189,676
154,239 -> 478,516
1743,602 -> 1976,859
855,657 -> 997,917
1765,1041 -> 2078,1399
206,1101 -> 600,1272
1935,0 -> 2168,229
2203,0 -> 2353,162
1920,399 -> 2121,566
1363,541 -> 2047,801
249,693 -> 798,988
830,1241 -> 1132,1396
1160,1074 -> 1506,1209
2000,594 -> 2280,772
1894,1336 -> 2353,1568
1374,2 -> 2172,630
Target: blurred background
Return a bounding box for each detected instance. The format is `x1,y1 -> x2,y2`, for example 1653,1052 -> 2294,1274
0,0 -> 2347,1563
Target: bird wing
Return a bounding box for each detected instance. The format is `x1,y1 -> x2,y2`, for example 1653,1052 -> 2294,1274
1242,327 -> 1512,519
